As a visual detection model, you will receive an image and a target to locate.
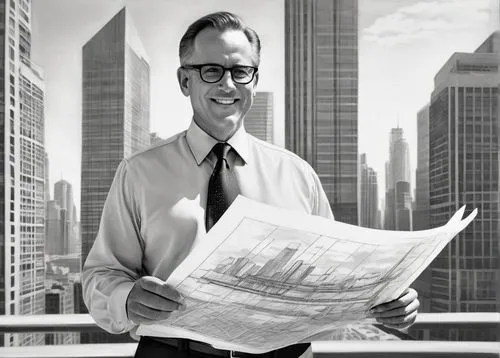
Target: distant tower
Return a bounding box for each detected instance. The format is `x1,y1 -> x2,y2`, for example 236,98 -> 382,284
245,91 -> 273,143
149,132 -> 163,146
384,127 -> 412,230
285,0 -> 359,225
359,154 -> 379,228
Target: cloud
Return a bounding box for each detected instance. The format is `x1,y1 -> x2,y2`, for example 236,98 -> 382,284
363,0 -> 491,46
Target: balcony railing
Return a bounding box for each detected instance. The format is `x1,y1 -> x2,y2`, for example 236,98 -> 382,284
0,313 -> 498,358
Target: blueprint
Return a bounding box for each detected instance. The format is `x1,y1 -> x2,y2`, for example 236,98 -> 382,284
136,196 -> 477,353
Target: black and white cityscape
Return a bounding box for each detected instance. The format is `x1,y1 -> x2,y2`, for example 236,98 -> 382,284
0,0 -> 498,348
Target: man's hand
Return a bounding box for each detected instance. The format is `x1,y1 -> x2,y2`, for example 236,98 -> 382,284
370,288 -> 419,330
126,276 -> 185,325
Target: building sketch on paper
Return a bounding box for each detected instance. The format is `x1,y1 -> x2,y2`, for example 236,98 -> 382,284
167,216 -> 441,349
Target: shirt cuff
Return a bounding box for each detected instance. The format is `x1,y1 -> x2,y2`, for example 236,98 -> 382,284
109,280 -> 136,333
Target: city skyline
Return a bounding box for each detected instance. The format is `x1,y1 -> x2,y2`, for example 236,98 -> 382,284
31,0 -> 499,213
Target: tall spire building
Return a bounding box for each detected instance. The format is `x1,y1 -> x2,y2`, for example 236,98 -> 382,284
80,7 -> 150,267
285,0 -> 359,225
0,0 -> 46,347
384,127 -> 412,230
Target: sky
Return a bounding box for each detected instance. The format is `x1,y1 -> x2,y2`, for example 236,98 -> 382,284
31,0 -> 499,217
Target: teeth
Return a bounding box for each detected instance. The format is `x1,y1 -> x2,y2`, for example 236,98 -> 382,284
213,98 -> 236,105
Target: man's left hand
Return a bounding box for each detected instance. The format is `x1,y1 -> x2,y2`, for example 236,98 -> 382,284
369,288 -> 419,329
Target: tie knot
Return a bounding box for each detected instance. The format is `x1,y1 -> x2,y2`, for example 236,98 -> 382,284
212,142 -> 232,161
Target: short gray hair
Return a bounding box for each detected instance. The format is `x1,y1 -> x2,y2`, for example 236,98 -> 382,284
179,11 -> 261,65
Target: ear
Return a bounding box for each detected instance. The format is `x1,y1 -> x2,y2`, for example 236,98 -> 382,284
177,67 -> 190,97
253,71 -> 259,87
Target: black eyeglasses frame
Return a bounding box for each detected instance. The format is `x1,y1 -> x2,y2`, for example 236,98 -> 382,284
181,63 -> 258,84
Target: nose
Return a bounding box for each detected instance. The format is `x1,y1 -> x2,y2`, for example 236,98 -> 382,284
217,69 -> 236,91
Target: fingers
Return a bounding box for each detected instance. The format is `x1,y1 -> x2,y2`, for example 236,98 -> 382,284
128,301 -> 175,323
139,276 -> 185,305
369,288 -> 420,330
370,288 -> 418,313
371,296 -> 420,318
126,276 -> 186,325
375,309 -> 418,329
135,288 -> 185,312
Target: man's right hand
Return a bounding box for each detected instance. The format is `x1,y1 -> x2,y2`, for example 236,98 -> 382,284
126,276 -> 185,325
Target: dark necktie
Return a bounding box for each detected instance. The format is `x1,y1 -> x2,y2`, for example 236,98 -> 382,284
205,142 -> 240,231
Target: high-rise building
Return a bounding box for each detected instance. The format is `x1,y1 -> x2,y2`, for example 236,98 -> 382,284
426,31 -> 500,341
413,104 -> 430,231
412,105 -> 431,316
285,0 -> 358,225
384,127 -> 412,230
0,0 -> 46,347
53,180 -> 77,254
45,200 -> 67,255
359,154 -> 378,228
79,7 -> 149,344
80,7 -> 150,267
245,91 -> 273,143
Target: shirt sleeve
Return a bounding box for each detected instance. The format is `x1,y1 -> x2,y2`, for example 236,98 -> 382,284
309,166 -> 335,220
81,159 -> 144,334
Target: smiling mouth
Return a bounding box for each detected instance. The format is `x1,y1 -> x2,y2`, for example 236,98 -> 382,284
211,98 -> 239,105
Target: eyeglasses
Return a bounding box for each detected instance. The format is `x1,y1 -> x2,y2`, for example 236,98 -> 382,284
182,64 -> 258,84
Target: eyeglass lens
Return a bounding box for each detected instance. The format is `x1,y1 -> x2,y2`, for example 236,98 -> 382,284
200,65 -> 255,84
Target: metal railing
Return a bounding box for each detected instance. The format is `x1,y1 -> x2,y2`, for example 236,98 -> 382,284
0,313 -> 498,358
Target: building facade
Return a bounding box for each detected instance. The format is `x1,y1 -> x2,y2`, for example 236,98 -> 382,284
79,7 -> 149,344
0,0 -> 46,347
244,91 -> 273,143
285,0 -> 358,225
427,32 -> 500,340
413,104 -> 430,231
80,7 -> 150,267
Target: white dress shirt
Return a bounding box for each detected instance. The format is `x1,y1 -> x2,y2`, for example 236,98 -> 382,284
82,120 -> 334,336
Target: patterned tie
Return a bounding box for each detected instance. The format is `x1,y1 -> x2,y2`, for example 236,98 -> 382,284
205,142 -> 240,232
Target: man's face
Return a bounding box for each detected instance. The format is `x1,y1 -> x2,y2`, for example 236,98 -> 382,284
177,28 -> 259,141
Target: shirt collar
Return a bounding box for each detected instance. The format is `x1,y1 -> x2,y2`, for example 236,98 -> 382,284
186,119 -> 250,166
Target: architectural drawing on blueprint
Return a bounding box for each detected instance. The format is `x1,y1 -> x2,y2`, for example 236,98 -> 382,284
137,196 -> 477,352
166,217 -> 437,348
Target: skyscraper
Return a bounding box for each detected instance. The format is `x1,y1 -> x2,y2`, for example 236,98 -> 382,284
45,200 -> 66,255
359,153 -> 379,229
54,180 -> 77,254
384,127 -> 412,230
413,104 -> 430,230
0,0 -> 46,347
285,0 -> 358,225
245,91 -> 273,143
80,7 -> 150,267
427,31 -> 500,340
79,7 -> 149,344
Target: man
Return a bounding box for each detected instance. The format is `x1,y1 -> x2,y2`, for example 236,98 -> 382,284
82,11 -> 419,358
